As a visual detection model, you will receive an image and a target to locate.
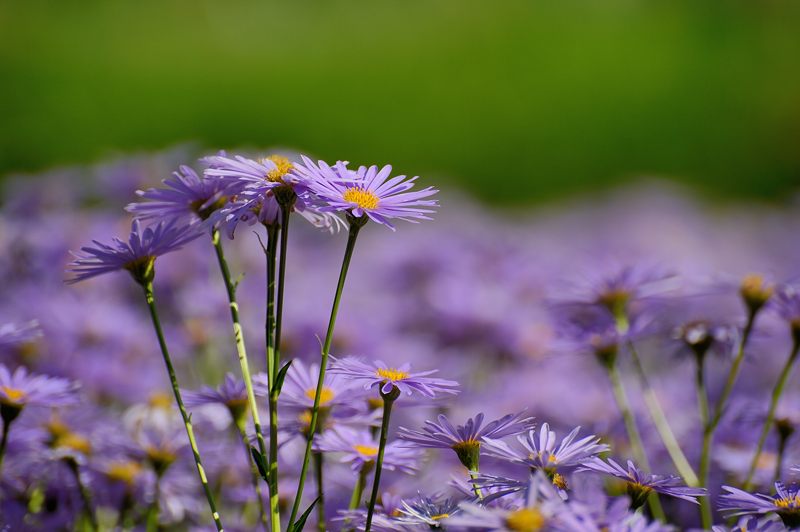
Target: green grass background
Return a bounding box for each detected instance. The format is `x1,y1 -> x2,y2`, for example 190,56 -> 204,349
1,1 -> 799,204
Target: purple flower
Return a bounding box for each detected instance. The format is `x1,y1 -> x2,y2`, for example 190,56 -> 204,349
292,156 -> 439,230
712,516 -> 786,532
183,373 -> 249,423
328,356 -> 459,398
395,493 -> 461,528
397,411 -> 534,470
719,482 -> 800,528
203,153 -> 300,189
483,423 -> 609,474
444,503 -> 549,531
257,360 -> 358,411
0,364 -> 79,411
0,321 -> 41,350
580,457 -> 706,508
772,285 -> 800,337
66,219 -> 202,285
314,426 -> 419,474
126,164 -> 235,224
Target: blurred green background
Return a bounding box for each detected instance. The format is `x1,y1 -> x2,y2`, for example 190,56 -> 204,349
1,1 -> 799,204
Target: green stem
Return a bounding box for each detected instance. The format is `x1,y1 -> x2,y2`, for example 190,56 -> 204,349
314,451 -> 326,531
628,341 -> 699,486
348,466 -> 370,511
146,474 -> 162,532
142,282 -> 224,531
262,223 -> 281,532
744,337 -> 800,490
694,353 -> 714,527
264,223 -> 279,385
235,420 -> 269,529
0,418 -> 11,476
605,363 -> 665,522
288,221 -> 362,527
66,458 -> 98,532
365,390 -> 397,532
468,470 -> 484,500
273,206 -> 291,382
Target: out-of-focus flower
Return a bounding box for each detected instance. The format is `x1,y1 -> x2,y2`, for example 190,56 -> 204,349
740,274 -> 774,316
183,373 -> 249,425
771,285 -> 800,339
719,482 -> 800,528
398,411 -> 534,470
0,365 -> 79,416
314,426 -> 419,474
66,219 -> 202,285
256,360 -> 357,412
580,457 -> 706,508
293,156 -> 438,229
712,516 -> 786,532
0,321 -> 41,350
395,493 -> 461,528
445,503 -> 550,531
329,356 -> 459,398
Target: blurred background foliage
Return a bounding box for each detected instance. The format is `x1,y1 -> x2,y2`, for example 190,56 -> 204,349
1,0 -> 799,205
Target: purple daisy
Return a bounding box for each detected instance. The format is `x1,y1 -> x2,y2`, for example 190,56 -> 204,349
313,426 -> 419,474
712,516 -> 786,532
256,360 -> 358,411
397,411 -> 534,470
719,482 -> 800,528
126,164 -> 236,224
580,457 -> 707,508
0,364 -> 79,411
66,219 -> 202,285
292,155 -> 439,230
203,153 -> 301,190
183,373 -> 249,424
771,285 -> 800,337
328,356 -> 459,398
395,493 -> 461,528
0,321 -> 41,350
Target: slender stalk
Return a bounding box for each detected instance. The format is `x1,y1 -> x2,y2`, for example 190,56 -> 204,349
273,206 -> 291,380
142,282 -> 224,531
0,419 -> 11,475
744,337 -> 800,490
314,452 -> 326,531
262,223 -> 281,532
288,221 -> 363,526
211,230 -> 269,460
628,341 -> 699,486
468,471 -> 484,500
605,363 -> 665,521
235,419 -> 269,529
694,354 -> 713,526
264,224 -> 279,385
348,466 -> 370,510
146,474 -> 162,532
365,390 -> 398,532
66,458 -> 98,532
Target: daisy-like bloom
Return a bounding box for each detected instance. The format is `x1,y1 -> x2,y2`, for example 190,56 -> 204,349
719,482 -> 800,528
445,503 -> 551,532
0,364 -> 79,418
397,411 -> 535,470
483,423 -> 609,486
0,321 -> 41,350
203,153 -> 301,191
328,356 -> 459,398
257,360 -> 357,412
740,273 -> 774,316
673,319 -> 737,362
712,516 -> 786,532
66,219 -> 202,285
580,457 -> 706,508
395,493 -> 461,528
292,156 -> 439,230
771,285 -> 800,339
313,426 -> 419,474
126,164 -> 236,224
184,373 -> 249,425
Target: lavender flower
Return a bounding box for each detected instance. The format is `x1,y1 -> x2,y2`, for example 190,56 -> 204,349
712,516 -> 786,532
398,411 -> 534,470
329,356 -> 459,398
67,219 -> 202,285
580,457 -> 706,508
292,156 -> 438,229
772,285 -> 800,338
395,493 -> 461,528
314,426 -> 419,474
0,321 -> 41,350
127,164 -> 235,224
0,364 -> 79,412
183,373 -> 249,424
203,153 -> 300,189
258,360 -> 357,411
719,482 -> 800,527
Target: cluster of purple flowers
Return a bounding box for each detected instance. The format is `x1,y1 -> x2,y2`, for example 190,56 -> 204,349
2,146 -> 800,530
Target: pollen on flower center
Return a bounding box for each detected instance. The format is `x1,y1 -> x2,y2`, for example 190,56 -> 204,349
430,513 -> 450,521
353,444 -> 379,457
342,187 -> 380,210
263,155 -> 294,183
305,386 -> 335,405
375,367 -> 409,382
504,508 -> 545,531
1,386 -> 26,404
149,391 -> 173,410
775,495 -> 800,509
106,461 -> 142,485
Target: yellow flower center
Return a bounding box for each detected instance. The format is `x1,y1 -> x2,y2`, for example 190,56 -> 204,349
504,508 -> 545,531
106,461 -> 142,485
263,155 -> 294,183
430,513 -> 450,521
299,410 -> 313,425
305,387 -> 335,406
54,433 -> 92,455
342,187 -> 380,210
1,386 -> 26,404
353,444 -> 379,457
375,367 -> 409,382
148,392 -> 173,410
552,473 -> 568,490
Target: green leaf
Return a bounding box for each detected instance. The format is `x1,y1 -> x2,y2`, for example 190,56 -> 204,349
250,446 -> 269,482
289,495 -> 321,532
274,359 -> 294,396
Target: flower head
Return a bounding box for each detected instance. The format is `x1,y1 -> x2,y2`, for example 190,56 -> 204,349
183,373 -> 249,424
292,156 -> 438,229
67,219 -> 202,285
261,359 -> 358,411
772,285 -> 800,339
203,153 -> 301,189
314,426 -> 419,473
580,457 -> 706,508
329,356 -> 459,398
0,321 -> 41,350
127,164 -> 235,224
0,364 -> 79,415
395,493 -> 461,528
398,411 -> 534,470
719,482 -> 800,528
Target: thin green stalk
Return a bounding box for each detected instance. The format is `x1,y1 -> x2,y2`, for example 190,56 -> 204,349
694,354 -> 713,526
262,223 -> 281,532
0,419 -> 11,475
468,471 -> 484,500
365,390 -> 398,532
744,337 -> 800,490
146,474 -> 162,532
605,363 -> 665,522
211,230 -> 269,460
273,206 -> 291,380
264,223 -> 279,385
288,221 -> 363,527
66,458 -> 98,532
143,282 -> 224,531
235,420 -> 269,529
314,452 -> 326,531
628,341 -> 699,486
348,466 -> 370,510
